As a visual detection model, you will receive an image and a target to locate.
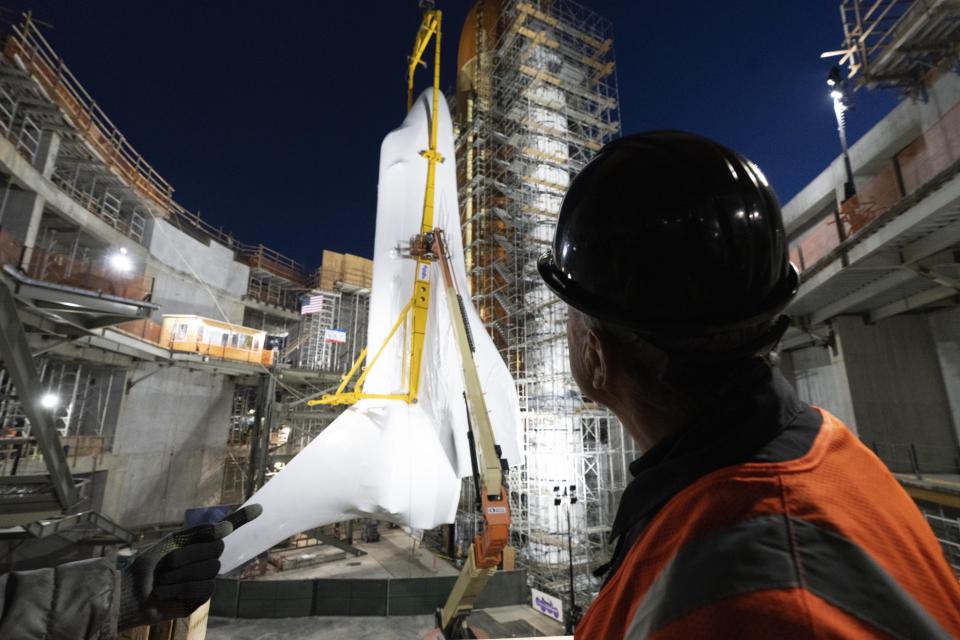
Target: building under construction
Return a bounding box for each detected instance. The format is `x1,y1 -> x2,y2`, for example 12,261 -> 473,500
0,9 -> 372,570
0,1 -> 957,638
455,0 -> 629,605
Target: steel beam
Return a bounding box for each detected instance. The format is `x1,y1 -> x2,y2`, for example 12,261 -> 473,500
304,528 -> 368,557
809,268 -> 915,325
0,279 -> 78,509
245,371 -> 277,500
868,285 -> 957,323
902,216 -> 960,264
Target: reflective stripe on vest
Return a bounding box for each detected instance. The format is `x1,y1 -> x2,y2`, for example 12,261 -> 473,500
625,514 -> 951,640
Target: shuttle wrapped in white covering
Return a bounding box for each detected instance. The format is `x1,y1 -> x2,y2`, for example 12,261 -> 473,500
219,89 -> 522,574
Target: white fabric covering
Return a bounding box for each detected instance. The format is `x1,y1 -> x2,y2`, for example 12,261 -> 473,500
219,90 -> 521,573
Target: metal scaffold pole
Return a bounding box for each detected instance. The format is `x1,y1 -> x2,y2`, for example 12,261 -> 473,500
0,280 -> 79,509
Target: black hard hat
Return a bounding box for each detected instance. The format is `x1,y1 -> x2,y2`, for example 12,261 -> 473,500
538,130 -> 798,346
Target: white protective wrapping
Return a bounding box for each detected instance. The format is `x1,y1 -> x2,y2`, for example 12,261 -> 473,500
219,90 -> 522,573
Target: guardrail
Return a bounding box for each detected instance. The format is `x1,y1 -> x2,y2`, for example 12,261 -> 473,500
22,244 -> 153,300
0,434 -> 111,476
0,14 -> 310,288
789,99 -> 960,276
242,244 -> 307,286
0,227 -> 155,300
245,277 -> 302,312
4,15 -> 173,210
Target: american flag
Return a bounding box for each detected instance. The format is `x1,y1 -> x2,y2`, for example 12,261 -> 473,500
301,294 -> 324,315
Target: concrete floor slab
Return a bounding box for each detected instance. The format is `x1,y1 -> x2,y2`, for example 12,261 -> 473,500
206,605 -> 565,639
253,528 -> 458,581
206,614 -> 436,639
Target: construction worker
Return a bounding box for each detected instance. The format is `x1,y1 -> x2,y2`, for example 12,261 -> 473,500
0,504 -> 259,638
537,131 -> 960,638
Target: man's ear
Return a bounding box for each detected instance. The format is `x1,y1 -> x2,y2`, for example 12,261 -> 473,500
584,328 -> 609,393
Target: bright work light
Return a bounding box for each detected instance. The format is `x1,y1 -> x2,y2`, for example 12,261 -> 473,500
109,247 -> 133,272
40,392 -> 59,409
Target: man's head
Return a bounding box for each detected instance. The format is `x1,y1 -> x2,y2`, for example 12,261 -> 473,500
539,131 -> 799,443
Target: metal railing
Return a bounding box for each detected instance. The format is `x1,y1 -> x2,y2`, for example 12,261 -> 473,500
245,277 -> 302,312
50,171 -> 147,243
0,14 -> 309,288
0,227 -> 154,300
241,244 -> 307,285
4,15 -> 173,209
22,243 -> 154,301
917,501 -> 960,575
0,434 -> 111,477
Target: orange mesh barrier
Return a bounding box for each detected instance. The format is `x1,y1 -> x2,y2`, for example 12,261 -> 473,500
897,100 -> 960,195
23,247 -> 152,300
0,228 -> 22,267
792,216 -> 843,271
842,163 -> 902,236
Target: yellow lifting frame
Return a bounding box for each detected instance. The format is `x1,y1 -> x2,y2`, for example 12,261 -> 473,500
309,8 -> 443,408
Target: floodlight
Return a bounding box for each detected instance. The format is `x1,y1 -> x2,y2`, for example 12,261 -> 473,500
40,392 -> 59,409
827,66 -> 842,87
109,247 -> 133,273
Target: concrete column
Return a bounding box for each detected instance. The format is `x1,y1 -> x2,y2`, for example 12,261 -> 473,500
32,130 -> 60,179
928,307 -> 960,448
781,339 -> 857,433
0,188 -> 45,267
833,314 -> 959,471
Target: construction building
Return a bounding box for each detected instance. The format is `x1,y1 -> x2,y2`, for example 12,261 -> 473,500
0,11 -> 371,566
0,1 -> 958,638
780,0 -> 960,573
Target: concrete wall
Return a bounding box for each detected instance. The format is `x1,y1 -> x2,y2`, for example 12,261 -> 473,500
783,72 -> 960,235
147,219 -> 249,323
102,367 -> 234,526
780,342 -> 857,433
928,306 -> 960,448
834,315 -> 958,470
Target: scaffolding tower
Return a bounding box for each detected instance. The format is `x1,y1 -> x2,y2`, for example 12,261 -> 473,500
455,0 -> 634,606
295,288 -> 370,374
828,0 -> 960,93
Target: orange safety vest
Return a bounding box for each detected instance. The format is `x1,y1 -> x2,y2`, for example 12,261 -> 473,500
575,410 -> 960,638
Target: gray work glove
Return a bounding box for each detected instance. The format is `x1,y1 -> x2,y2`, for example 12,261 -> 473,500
118,504 -> 261,630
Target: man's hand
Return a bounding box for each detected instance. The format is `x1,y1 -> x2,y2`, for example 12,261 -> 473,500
118,504 -> 262,630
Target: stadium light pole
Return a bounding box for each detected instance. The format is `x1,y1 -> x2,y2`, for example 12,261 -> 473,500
828,66 -> 857,201
555,484 -> 581,634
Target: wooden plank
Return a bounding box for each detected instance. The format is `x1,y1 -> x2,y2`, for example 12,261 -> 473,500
185,600 -> 210,640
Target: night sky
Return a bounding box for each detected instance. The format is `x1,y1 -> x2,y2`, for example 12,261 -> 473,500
4,1 -> 898,267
